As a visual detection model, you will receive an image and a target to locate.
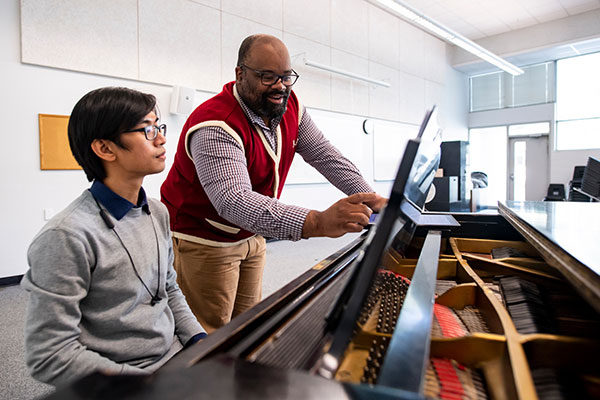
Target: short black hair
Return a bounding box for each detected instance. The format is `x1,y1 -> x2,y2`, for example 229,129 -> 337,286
68,87 -> 157,182
236,34 -> 263,66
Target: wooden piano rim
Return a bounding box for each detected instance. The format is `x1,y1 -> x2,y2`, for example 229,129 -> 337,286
498,202 -> 600,314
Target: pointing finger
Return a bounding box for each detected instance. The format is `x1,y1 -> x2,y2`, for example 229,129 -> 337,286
346,192 -> 378,204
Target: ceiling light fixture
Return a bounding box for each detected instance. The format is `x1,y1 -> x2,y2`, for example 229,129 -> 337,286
303,58 -> 391,87
369,0 -> 524,75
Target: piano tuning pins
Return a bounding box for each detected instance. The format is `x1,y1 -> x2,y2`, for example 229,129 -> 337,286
359,271 -> 413,383
370,272 -> 407,334
358,272 -> 414,385
361,336 -> 390,384
358,274 -> 392,326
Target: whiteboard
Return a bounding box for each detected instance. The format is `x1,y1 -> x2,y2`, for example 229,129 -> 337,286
286,108 -> 368,185
373,119 -> 419,181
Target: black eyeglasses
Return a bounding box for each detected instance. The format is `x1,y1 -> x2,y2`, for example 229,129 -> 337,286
127,124 -> 167,140
240,64 -> 300,87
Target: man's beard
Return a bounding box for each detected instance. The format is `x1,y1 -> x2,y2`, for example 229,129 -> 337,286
252,89 -> 290,120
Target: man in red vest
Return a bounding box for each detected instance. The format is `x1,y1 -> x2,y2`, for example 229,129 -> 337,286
161,34 -> 386,332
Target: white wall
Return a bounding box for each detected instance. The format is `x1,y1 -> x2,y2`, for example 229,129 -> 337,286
440,66 -> 470,142
1,0 -> 468,278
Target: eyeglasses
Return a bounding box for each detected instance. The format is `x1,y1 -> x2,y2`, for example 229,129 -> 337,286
240,64 -> 300,87
127,124 -> 167,140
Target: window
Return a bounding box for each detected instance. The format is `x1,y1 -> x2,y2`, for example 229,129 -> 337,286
556,119 -> 600,150
470,72 -> 504,111
470,62 -> 555,112
510,63 -> 555,107
556,52 -> 600,150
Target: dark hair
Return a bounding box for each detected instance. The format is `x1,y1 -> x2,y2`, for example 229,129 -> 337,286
236,34 -> 263,66
68,87 -> 157,182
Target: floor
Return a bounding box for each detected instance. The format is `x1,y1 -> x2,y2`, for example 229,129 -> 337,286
0,233 -> 361,400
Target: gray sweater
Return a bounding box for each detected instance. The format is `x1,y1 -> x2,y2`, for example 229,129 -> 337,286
22,190 -> 204,387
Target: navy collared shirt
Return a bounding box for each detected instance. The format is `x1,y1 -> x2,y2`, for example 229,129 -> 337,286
89,180 -> 149,221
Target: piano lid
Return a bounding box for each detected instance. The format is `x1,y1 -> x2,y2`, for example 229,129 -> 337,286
499,200 -> 600,313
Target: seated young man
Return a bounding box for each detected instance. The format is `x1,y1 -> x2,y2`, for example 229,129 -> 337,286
22,87 -> 206,387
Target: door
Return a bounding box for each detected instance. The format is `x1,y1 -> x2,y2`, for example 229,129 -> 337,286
507,135 -> 549,201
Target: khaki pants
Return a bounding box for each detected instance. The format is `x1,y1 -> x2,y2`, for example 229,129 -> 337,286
172,235 -> 266,333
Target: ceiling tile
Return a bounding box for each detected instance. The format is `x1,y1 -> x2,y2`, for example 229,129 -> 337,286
533,8 -> 570,22
506,15 -> 540,30
382,0 -> 600,41
565,2 -> 600,14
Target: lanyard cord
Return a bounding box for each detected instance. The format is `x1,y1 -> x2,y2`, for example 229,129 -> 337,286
92,194 -> 162,306
112,213 -> 162,305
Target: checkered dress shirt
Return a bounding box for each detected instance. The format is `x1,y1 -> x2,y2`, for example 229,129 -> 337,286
188,94 -> 373,241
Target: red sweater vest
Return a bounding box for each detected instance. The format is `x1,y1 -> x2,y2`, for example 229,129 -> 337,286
161,82 -> 300,243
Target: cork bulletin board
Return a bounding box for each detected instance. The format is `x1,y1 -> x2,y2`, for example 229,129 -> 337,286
38,114 -> 81,170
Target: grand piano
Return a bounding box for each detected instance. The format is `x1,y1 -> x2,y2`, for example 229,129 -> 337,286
47,108 -> 600,400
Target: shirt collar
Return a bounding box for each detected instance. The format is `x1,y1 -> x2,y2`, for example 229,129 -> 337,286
89,180 -> 149,220
233,83 -> 283,132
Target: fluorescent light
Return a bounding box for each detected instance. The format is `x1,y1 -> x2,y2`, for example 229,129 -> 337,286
369,0 -> 524,75
303,58 -> 391,87
376,0 -> 420,20
417,18 -> 455,41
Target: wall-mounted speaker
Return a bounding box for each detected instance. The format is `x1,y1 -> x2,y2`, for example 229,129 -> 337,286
169,86 -> 195,115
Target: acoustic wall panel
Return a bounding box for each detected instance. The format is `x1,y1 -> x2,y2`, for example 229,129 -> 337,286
221,0 -> 283,30
369,6 -> 400,69
20,0 -> 451,133
330,49 -> 370,116
368,62 -> 400,121
398,23 -> 425,78
188,0 -> 220,9
285,33 -> 332,111
283,0 -> 330,46
399,72 -> 426,125
21,0 -> 138,80
220,13 -> 282,85
424,34 -> 447,84
139,0 -> 221,92
331,0 -> 369,57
